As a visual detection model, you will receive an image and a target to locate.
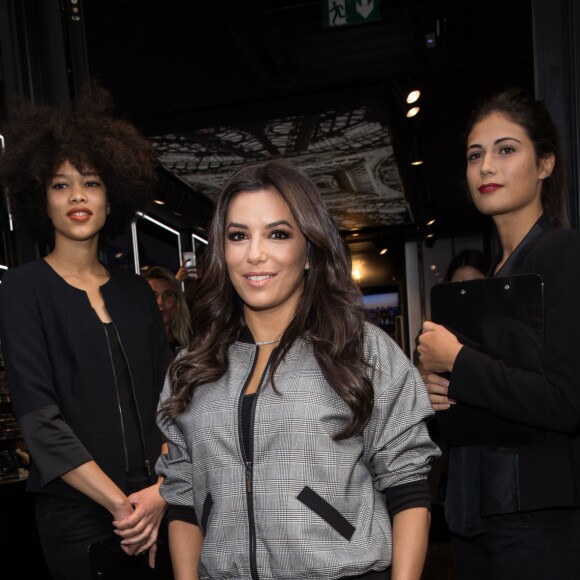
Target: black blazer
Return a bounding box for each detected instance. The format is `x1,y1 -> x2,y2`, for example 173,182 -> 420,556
449,215 -> 580,511
0,259 -> 171,501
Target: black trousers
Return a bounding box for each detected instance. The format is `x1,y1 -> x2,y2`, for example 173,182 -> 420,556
451,523 -> 580,580
35,493 -> 172,580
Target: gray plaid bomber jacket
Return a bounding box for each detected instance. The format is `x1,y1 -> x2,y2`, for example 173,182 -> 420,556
156,322 -> 440,579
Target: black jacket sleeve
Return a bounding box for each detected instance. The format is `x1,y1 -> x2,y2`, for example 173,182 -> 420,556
449,229 -> 580,434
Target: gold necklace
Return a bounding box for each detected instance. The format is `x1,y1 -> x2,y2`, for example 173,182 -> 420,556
255,337 -> 281,346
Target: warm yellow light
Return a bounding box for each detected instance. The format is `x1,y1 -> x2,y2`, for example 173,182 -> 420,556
153,199 -> 166,205
351,260 -> 364,281
411,160 -> 423,166
406,90 -> 421,104
379,248 -> 388,255
426,233 -> 434,239
406,106 -> 420,118
426,218 -> 436,226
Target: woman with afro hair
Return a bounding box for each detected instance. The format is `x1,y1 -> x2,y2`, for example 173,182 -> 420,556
0,83 -> 173,579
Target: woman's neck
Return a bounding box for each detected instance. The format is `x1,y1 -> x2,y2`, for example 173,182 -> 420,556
243,306 -> 294,344
45,237 -> 104,277
493,206 -> 543,270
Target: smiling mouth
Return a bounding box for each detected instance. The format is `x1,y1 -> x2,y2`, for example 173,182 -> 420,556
245,274 -> 275,288
68,210 -> 92,219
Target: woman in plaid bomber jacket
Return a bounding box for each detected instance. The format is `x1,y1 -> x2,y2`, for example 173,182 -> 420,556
156,160 -> 440,580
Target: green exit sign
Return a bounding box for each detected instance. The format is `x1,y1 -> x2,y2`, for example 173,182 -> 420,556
322,0 -> 381,29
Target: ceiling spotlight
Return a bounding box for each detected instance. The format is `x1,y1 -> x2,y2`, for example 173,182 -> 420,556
406,90 -> 421,104
410,135 -> 423,166
426,233 -> 435,239
379,248 -> 388,255
406,106 -> 420,118
153,188 -> 168,205
426,218 -> 436,226
172,192 -> 186,217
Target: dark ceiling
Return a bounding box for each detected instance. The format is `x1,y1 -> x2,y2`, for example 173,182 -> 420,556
81,0 -> 534,244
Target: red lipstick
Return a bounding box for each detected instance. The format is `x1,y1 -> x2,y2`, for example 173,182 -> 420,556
67,207 -> 93,221
478,183 -> 502,194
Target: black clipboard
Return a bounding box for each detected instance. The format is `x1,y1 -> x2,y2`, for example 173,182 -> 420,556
429,273 -> 545,446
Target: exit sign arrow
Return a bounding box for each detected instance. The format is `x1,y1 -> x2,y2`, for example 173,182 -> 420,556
356,0 -> 374,19
323,0 -> 381,29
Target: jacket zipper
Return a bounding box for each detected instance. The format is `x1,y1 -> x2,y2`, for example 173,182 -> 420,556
238,346 -> 273,580
102,324 -> 129,471
113,323 -> 150,477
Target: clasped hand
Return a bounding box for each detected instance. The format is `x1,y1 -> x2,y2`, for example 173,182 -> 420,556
113,483 -> 167,568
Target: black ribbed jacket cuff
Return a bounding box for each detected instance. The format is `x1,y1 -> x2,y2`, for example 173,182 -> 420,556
166,505 -> 198,526
383,479 -> 431,518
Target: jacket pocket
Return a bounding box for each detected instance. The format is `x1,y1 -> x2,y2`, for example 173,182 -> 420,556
200,492 -> 214,536
480,446 -> 519,516
297,485 -> 355,540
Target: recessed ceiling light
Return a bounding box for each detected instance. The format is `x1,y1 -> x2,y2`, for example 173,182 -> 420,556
406,90 -> 420,104
406,106 -> 420,118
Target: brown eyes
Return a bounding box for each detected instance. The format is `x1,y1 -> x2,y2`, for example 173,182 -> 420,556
227,229 -> 291,241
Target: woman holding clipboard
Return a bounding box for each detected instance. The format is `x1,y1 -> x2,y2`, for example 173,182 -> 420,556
418,89 -> 580,580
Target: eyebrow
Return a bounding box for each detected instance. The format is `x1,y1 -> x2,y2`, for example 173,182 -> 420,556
227,219 -> 294,229
51,171 -> 100,178
467,136 -> 523,151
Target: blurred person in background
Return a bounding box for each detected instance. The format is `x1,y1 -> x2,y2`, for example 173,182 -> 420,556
144,266 -> 192,354
445,248 -> 490,283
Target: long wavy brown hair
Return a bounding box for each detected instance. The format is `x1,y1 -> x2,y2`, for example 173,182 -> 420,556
159,160 -> 373,440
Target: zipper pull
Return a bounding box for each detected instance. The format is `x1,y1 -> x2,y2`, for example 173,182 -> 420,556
246,468 -> 252,494
145,459 -> 151,476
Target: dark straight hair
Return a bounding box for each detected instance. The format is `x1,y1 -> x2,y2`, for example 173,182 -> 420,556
466,88 -> 569,228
